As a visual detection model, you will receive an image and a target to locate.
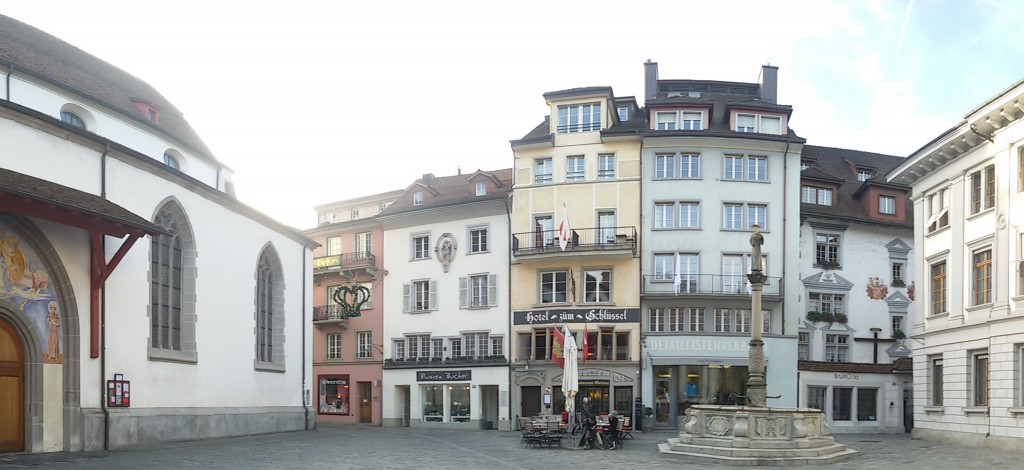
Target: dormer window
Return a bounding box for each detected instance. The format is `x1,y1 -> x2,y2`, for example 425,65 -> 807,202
857,168 -> 873,181
801,159 -> 816,170
413,192 -> 424,206
163,153 -> 180,170
735,113 -> 783,134
879,195 -> 896,215
656,112 -> 677,130
475,182 -> 486,196
802,185 -> 832,205
617,106 -> 629,121
557,103 -> 600,133
351,208 -> 360,220
61,111 -> 85,129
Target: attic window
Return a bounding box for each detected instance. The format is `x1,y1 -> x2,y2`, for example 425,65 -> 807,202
413,192 -> 424,206
617,106 -> 628,121
163,153 -> 180,170
61,111 -> 85,129
476,182 -> 487,196
801,159 -> 816,170
857,168 -> 873,181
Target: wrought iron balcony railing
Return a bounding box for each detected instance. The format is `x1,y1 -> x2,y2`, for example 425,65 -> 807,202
312,304 -> 349,327
313,252 -> 376,274
641,274 -> 781,297
511,226 -> 636,256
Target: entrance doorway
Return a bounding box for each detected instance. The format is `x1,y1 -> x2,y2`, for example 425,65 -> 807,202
359,382 -> 372,422
521,386 -> 541,418
0,318 -> 25,452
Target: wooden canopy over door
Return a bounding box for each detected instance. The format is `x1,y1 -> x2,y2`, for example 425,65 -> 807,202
0,318 -> 25,452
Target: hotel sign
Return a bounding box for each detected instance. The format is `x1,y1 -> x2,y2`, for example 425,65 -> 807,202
513,308 -> 639,325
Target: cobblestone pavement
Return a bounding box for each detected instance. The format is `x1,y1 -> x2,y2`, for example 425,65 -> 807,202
1,426 -> 1021,469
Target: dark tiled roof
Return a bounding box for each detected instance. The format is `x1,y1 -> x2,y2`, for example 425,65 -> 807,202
0,167 -> 165,236
542,87 -> 613,100
378,169 -> 513,217
0,14 -> 216,160
643,92 -> 799,140
800,145 -> 913,228
798,360 -> 907,374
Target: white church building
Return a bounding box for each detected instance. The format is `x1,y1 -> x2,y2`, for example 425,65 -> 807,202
0,15 -> 315,452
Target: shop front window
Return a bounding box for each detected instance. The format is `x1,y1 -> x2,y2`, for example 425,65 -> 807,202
674,364 -> 749,419
318,375 -> 350,415
449,385 -> 471,422
423,385 -> 443,422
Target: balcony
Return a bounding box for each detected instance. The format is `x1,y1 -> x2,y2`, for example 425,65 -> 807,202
511,226 -> 636,260
313,304 -> 349,329
313,252 -> 376,278
641,274 -> 782,299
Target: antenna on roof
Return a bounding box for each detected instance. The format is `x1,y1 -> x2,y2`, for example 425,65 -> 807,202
458,166 -> 462,175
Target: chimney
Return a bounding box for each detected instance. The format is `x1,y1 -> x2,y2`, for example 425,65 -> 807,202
644,59 -> 659,105
759,65 -> 778,103
422,173 -> 435,185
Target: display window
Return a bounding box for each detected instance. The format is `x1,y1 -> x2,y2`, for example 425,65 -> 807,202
318,375 -> 350,415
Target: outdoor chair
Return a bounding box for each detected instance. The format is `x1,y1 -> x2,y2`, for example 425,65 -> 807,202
620,416 -> 634,439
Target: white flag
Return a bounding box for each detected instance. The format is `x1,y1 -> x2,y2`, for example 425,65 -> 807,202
673,253 -> 682,294
558,206 -> 571,251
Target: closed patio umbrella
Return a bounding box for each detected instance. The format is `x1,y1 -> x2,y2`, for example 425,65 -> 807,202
562,327 -> 579,429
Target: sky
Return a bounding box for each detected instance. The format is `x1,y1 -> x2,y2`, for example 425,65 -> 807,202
4,0 -> 1024,229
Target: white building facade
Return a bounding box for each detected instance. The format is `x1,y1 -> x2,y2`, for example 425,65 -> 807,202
890,78 -> 1024,449
638,62 -> 804,429
379,170 -> 512,430
0,15 -> 314,453
796,145 -> 914,434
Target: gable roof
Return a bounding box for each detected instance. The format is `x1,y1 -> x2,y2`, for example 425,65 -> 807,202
800,145 -> 912,228
378,169 -> 513,217
0,14 -> 216,161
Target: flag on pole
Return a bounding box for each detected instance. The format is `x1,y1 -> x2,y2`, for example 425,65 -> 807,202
557,205 -> 571,251
552,326 -> 565,368
673,253 -> 682,294
582,324 -> 589,363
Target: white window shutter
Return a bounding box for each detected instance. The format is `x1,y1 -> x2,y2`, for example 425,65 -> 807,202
402,283 -> 410,313
459,277 -> 468,309
488,274 -> 498,307
429,280 -> 438,311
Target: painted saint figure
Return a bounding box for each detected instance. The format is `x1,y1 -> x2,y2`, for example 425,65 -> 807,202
44,301 -> 62,363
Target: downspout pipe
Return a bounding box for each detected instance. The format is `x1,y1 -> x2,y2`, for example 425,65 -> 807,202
5,64 -> 12,101
302,245 -> 310,430
99,143 -> 110,450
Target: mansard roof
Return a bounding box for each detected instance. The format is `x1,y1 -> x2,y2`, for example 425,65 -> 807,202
378,168 -> 513,217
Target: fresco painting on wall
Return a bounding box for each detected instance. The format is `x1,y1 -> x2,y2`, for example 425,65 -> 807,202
0,222 -> 62,364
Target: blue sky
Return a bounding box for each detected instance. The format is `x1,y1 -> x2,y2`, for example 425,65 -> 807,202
4,0 -> 1023,228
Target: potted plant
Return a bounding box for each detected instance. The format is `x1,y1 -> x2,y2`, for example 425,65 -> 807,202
892,329 -> 906,339
643,406 -> 654,433
833,312 -> 848,323
891,279 -> 906,287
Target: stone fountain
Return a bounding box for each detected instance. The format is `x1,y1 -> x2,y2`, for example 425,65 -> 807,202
658,226 -> 858,466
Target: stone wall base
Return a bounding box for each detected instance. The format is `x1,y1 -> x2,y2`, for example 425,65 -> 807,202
81,407 -> 308,451
912,427 -> 1024,452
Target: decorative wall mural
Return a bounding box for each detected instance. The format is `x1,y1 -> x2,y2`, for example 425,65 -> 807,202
865,276 -> 888,301
435,233 -> 457,273
0,222 -> 62,364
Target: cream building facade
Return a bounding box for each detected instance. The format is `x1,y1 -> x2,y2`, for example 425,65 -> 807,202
510,87 -> 643,421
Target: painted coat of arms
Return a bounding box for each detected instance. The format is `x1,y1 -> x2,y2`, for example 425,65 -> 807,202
865,276 -> 888,300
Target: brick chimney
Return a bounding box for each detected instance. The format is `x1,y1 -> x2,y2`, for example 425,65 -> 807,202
759,65 -> 778,103
644,59 -> 659,105
422,173 -> 435,185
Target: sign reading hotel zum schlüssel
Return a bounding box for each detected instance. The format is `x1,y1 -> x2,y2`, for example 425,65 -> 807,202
512,308 -> 639,325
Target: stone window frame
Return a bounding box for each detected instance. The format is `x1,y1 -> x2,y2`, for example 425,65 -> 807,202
148,198 -> 198,364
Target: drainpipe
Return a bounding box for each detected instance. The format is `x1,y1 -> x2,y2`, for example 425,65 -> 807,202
99,143 -> 110,450
870,327 -> 881,364
781,139 -> 791,336
5,64 -> 12,101
504,187 -> 514,430
302,245 -> 310,430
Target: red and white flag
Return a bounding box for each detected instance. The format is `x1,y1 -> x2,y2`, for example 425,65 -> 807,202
582,324 -> 589,363
557,205 -> 571,251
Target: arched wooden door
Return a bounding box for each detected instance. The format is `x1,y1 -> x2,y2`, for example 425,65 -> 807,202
0,318 -> 25,452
